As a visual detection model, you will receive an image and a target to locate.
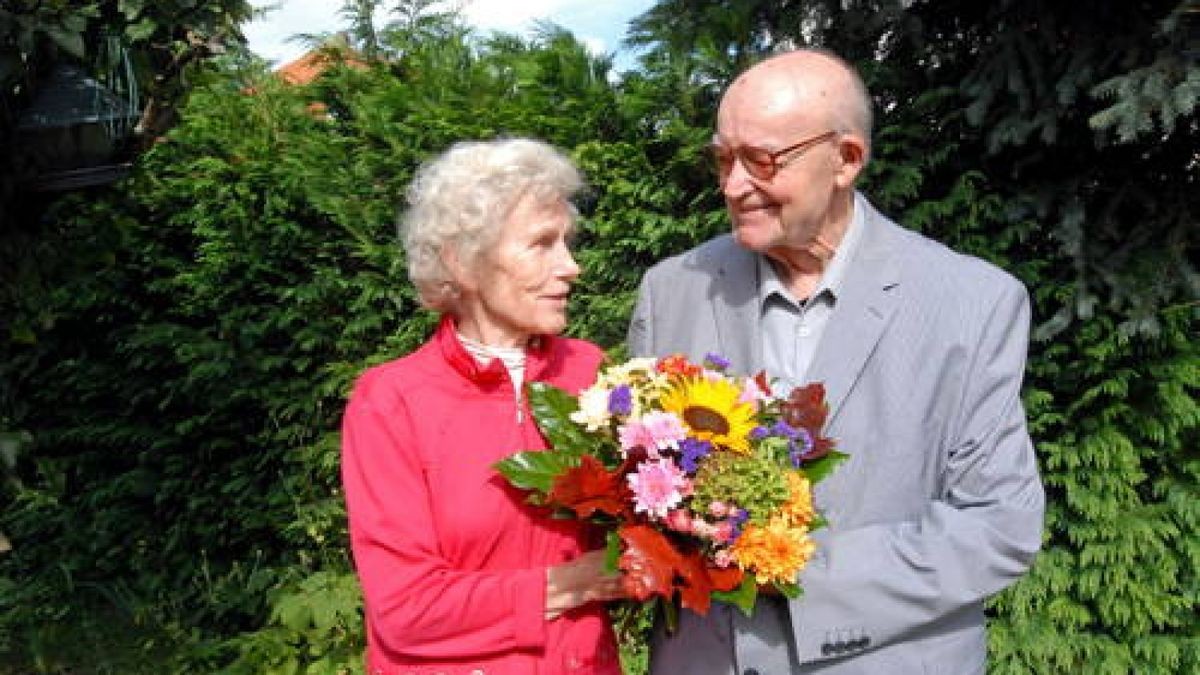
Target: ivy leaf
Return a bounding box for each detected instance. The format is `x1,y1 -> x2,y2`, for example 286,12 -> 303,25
547,454 -> 631,518
494,448 -> 580,495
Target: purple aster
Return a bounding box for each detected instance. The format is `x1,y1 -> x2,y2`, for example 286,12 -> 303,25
787,428 -> 815,467
678,438 -> 713,473
771,420 -> 800,438
729,508 -> 750,540
749,425 -> 771,441
704,353 -> 731,370
607,384 -> 633,416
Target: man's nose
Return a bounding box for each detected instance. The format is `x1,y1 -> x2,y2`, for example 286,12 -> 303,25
720,158 -> 756,199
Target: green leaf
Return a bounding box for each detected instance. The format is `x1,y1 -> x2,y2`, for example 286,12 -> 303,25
44,27 -> 85,58
712,574 -> 758,616
273,594 -> 313,632
660,596 -> 678,634
774,580 -> 801,599
125,17 -> 157,42
526,381 -> 595,452
493,448 -> 580,494
118,0 -> 145,21
802,450 -> 848,484
605,528 -> 621,572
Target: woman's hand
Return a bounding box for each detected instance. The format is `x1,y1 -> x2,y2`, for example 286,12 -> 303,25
544,549 -> 626,620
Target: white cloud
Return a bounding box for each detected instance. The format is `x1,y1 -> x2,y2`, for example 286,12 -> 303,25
243,0 -> 652,69
459,0 -> 571,33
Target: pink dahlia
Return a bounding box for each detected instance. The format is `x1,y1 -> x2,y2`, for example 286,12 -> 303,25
617,411 -> 688,458
627,459 -> 688,519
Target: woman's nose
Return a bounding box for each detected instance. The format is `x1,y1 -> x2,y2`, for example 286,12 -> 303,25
557,243 -> 580,280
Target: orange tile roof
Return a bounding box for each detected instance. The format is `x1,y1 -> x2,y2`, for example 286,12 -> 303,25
275,48 -> 367,85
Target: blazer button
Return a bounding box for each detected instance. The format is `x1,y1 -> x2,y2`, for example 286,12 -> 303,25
821,643 -> 834,655
833,640 -> 848,653
743,669 -> 761,675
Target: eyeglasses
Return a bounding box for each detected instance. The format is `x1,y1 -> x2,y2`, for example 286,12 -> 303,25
710,130 -> 839,182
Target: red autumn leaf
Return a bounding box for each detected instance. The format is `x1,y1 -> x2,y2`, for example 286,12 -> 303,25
617,524 -> 684,602
547,455 -> 630,518
781,383 -> 829,434
616,525 -> 740,616
752,370 -> 773,398
798,435 -> 836,462
675,549 -> 715,615
676,553 -> 747,615
706,564 -> 745,593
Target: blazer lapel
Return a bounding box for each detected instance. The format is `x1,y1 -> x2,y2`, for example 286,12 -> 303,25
807,201 -> 901,425
708,239 -> 763,375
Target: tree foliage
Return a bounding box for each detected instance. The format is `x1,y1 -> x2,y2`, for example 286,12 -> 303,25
0,1 -> 1196,673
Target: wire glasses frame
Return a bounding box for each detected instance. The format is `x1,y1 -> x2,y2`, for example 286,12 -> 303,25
710,130 -> 840,182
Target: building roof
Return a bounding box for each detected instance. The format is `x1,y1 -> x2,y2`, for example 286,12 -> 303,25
274,46 -> 367,85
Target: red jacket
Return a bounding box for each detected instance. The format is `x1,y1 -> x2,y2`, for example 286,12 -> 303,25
341,317 -> 620,675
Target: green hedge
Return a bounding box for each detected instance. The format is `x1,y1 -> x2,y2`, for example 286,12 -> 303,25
1,3 -> 1196,673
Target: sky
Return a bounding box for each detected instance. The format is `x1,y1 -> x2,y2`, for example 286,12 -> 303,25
242,0 -> 657,72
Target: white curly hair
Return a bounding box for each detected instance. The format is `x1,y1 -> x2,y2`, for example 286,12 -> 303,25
400,137 -> 584,313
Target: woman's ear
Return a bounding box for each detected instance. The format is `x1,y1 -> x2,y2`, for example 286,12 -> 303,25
442,245 -> 477,295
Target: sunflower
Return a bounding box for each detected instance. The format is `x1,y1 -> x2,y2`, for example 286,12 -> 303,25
660,376 -> 758,454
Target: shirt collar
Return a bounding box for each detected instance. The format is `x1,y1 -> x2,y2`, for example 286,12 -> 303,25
757,193 -> 866,308
435,315 -> 556,387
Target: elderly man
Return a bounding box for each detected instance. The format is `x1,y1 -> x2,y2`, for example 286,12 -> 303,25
629,49 -> 1044,674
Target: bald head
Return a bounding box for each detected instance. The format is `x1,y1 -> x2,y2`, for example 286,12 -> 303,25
720,49 -> 873,160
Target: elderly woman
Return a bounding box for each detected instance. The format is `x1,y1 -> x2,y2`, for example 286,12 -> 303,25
341,138 -> 624,675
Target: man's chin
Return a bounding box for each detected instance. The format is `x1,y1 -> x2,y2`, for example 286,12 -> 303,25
731,226 -> 774,252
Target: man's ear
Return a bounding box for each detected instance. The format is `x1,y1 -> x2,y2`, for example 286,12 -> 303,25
833,133 -> 867,189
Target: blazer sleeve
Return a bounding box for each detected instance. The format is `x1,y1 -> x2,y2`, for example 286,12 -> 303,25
341,377 -> 548,659
627,267 -> 657,358
791,278 -> 1045,662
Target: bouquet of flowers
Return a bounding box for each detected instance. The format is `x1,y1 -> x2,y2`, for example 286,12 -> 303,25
496,353 -> 846,625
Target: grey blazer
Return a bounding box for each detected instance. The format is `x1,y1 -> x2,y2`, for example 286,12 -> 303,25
628,196 -> 1044,674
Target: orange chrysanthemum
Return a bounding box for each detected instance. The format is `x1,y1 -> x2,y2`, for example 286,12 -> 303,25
780,471 -> 815,527
730,518 -> 815,585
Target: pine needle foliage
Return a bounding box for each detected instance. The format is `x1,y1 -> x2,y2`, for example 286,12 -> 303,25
1,1 -> 1196,673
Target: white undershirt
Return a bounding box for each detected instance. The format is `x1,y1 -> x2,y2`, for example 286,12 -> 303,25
457,332 -> 527,401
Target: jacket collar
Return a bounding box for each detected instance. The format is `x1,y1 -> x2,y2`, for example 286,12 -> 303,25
434,315 -> 558,387
706,193 -> 901,425
802,194 -> 901,425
